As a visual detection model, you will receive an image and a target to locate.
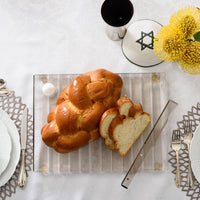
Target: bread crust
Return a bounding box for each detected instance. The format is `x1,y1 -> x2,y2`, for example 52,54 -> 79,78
99,107 -> 119,150
41,69 -> 123,153
108,114 -> 126,140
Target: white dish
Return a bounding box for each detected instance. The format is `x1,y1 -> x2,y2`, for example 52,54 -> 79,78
122,19 -> 163,67
190,124 -> 200,183
0,109 -> 21,187
0,120 -> 12,177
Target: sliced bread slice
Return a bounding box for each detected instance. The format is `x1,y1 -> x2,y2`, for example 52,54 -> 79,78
99,97 -> 150,156
99,108 -> 118,150
100,97 -> 138,151
117,97 -> 135,116
110,113 -> 150,156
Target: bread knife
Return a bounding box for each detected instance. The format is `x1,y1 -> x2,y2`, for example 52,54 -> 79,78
18,107 -> 28,188
121,100 -> 178,189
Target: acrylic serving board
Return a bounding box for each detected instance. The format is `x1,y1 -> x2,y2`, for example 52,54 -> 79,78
33,72 -> 168,173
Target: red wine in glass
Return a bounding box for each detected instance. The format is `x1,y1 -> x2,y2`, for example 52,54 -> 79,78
101,0 -> 134,40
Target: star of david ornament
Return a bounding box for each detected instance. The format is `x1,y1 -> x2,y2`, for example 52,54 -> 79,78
122,19 -> 163,67
136,31 -> 154,51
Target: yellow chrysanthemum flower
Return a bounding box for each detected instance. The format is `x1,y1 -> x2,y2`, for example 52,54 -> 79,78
170,5 -> 200,38
180,41 -> 200,74
153,24 -> 188,62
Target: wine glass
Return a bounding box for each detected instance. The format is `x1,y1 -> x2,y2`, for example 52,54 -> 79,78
101,0 -> 134,41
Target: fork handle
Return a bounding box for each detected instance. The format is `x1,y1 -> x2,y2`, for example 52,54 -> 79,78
187,144 -> 194,188
175,151 -> 181,187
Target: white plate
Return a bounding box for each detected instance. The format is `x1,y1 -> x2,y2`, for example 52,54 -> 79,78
190,124 -> 200,183
122,19 -> 163,67
0,109 -> 21,187
0,120 -> 12,176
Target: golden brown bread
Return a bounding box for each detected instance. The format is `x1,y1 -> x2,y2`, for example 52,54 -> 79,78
100,97 -> 151,156
41,69 -> 123,153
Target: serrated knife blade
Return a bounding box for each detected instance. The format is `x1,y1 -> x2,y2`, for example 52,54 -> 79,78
20,107 -> 27,150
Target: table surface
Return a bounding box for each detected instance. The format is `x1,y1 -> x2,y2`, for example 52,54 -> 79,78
0,0 -> 200,199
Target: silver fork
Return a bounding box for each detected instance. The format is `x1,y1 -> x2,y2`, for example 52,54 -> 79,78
171,130 -> 182,187
183,121 -> 194,188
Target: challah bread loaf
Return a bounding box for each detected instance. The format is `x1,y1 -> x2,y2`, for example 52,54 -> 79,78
100,97 -> 150,156
41,69 -> 123,153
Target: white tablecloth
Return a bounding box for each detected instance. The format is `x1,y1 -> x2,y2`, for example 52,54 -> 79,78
0,0 -> 200,199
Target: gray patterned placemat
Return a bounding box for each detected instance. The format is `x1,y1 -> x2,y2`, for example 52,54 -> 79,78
169,103 -> 200,200
0,91 -> 33,200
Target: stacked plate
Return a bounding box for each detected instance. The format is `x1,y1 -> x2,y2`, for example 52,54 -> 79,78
0,109 -> 20,187
190,124 -> 200,183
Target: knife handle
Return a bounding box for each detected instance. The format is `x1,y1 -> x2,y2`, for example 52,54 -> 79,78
18,149 -> 26,188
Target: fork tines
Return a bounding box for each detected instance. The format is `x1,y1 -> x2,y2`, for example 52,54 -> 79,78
172,129 -> 181,141
184,120 -> 192,133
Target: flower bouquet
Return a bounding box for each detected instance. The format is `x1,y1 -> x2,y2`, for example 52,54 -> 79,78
154,6 -> 200,74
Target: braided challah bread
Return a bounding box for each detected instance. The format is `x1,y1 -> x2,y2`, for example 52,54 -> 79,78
41,69 -> 123,153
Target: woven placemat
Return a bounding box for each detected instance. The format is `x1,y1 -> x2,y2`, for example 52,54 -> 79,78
169,103 -> 200,200
0,91 -> 33,200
